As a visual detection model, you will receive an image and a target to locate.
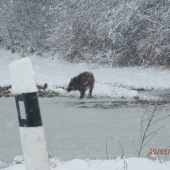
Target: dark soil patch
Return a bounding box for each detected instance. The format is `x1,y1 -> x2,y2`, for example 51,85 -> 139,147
0,83 -> 59,98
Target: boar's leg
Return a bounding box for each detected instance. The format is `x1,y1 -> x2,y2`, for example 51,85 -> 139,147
89,86 -> 93,97
80,90 -> 85,99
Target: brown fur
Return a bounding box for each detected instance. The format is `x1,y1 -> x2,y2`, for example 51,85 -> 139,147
67,72 -> 95,98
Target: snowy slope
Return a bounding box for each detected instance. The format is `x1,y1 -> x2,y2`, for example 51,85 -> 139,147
1,49 -> 170,100
3,156 -> 170,170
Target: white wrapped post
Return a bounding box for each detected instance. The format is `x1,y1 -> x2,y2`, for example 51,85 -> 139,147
8,58 -> 50,170
9,58 -> 37,95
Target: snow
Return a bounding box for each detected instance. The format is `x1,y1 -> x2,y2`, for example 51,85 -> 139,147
8,57 -> 37,95
3,156 -> 170,170
1,50 -> 170,99
1,49 -> 170,169
19,127 -> 50,170
0,49 -> 170,99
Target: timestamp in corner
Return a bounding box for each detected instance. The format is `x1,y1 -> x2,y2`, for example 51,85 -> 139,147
150,149 -> 170,155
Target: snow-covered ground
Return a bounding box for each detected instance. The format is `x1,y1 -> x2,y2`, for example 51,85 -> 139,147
2,155 -> 170,170
1,49 -> 170,170
1,49 -> 170,100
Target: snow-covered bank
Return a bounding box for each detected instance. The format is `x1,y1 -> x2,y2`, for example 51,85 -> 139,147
2,156 -> 170,170
1,49 -> 170,100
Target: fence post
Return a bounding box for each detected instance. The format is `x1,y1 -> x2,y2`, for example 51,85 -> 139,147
8,58 -> 50,170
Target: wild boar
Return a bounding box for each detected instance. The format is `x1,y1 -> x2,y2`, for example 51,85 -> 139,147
66,72 -> 95,98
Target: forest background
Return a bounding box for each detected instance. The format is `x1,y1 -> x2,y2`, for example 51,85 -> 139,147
0,0 -> 170,67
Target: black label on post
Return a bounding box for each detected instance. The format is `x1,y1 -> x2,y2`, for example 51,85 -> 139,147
15,92 -> 43,127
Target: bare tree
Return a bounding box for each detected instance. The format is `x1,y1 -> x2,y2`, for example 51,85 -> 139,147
118,140 -> 127,170
133,102 -> 170,157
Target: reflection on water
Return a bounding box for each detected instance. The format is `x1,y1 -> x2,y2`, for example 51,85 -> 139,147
66,100 -> 146,109
0,96 -> 170,163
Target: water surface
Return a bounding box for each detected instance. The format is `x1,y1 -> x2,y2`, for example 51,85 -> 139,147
0,97 -> 170,163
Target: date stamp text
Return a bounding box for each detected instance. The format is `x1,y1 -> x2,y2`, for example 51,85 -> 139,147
150,149 -> 170,155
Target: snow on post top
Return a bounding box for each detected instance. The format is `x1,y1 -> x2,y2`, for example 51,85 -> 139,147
8,58 -> 37,95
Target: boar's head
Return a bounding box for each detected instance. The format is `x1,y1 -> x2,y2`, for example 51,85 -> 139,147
66,78 -> 76,92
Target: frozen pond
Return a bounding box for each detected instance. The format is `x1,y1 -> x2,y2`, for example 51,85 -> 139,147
0,97 -> 170,163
